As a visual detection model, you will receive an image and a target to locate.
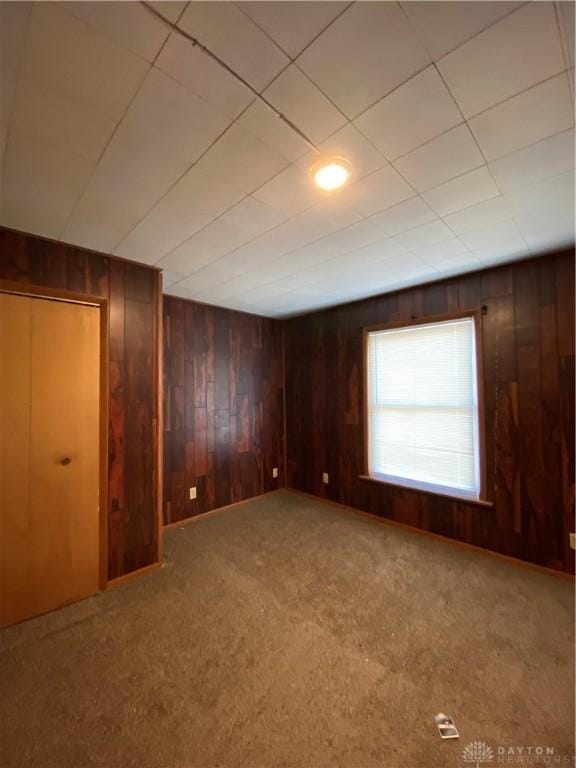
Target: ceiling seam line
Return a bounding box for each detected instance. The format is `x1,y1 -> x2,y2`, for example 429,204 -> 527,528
431,61 -> 532,253
201,62 -> 571,261
140,1 -> 319,151
118,4 -> 564,265
397,1 -> 531,65
112,1 -> 333,256
231,0 -> 354,64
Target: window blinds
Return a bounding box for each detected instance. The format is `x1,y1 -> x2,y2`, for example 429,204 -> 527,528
367,317 -> 480,499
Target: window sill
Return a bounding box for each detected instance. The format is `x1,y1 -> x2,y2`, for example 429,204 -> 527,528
358,475 -> 493,508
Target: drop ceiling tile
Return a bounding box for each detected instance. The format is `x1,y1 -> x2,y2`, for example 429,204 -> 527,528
412,237 -> 470,265
557,0 -> 575,69
325,252 -> 433,289
237,2 -> 347,58
516,211 -> 575,253
120,67 -> 230,164
113,165 -> 225,261
161,270 -> 186,289
252,164 -> 324,217
217,217 -> 323,275
351,165 -> 415,217
95,125 -> 192,203
178,2 -> 288,92
2,132 -> 96,239
194,123 -> 289,201
422,166 -> 500,217
195,273 -> 275,304
296,194 -> 363,239
220,196 -> 288,236
443,196 -> 513,236
272,295 -> 328,316
432,252 -> 483,276
437,3 -> 565,118
349,236 -> 410,264
66,120 -> 197,246
10,74 -> 117,163
469,74 -> 574,162
297,124 -> 388,181
1,2 -> 33,137
367,196 -> 437,236
295,252 -> 365,284
396,219 -> 454,251
297,2 -> 430,118
22,2 -> 149,121
170,262 -> 238,296
393,124 -> 484,192
59,1 -> 169,62
63,195 -> 144,253
164,281 -> 193,299
489,129 -> 575,194
272,273 -> 324,292
262,65 -> 347,146
238,99 -> 311,163
114,238 -> 177,265
156,32 -> 253,120
116,125 -> 288,260
158,219 -> 254,275
505,170 -> 575,220
235,280 -> 296,304
259,238 -> 345,281
459,219 -> 528,258
354,66 -> 462,161
400,1 -> 523,60
322,219 -> 385,254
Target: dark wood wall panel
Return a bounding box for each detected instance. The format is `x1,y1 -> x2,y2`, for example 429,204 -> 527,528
0,227 -> 160,580
284,250 -> 575,574
163,296 -> 284,524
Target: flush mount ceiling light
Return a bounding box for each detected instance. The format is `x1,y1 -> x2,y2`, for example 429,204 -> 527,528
311,157 -> 351,191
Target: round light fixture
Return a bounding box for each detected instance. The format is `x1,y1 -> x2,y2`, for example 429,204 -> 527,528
311,157 -> 350,191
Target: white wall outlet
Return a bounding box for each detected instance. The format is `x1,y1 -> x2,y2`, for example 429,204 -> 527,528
322,472 -> 329,484
570,533 -> 575,551
189,487 -> 197,500
272,467 -> 278,479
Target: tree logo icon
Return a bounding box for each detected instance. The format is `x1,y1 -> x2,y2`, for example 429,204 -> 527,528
462,741 -> 494,767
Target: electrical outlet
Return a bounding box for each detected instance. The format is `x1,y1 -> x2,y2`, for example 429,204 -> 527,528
570,533 -> 575,551
272,467 -> 278,479
322,472 -> 329,484
189,487 -> 197,500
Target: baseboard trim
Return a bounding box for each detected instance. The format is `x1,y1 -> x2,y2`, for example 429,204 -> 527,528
106,562 -> 162,588
285,488 -> 574,582
162,489 -> 281,531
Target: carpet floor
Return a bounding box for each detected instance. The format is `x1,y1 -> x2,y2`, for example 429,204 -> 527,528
1,490 -> 574,768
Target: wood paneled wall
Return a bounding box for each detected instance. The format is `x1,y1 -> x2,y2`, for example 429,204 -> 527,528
163,296 -> 284,524
2,225 -> 573,575
284,250 -> 575,573
0,227 -> 161,580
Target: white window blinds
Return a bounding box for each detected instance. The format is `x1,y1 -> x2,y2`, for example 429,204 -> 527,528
367,317 -> 480,499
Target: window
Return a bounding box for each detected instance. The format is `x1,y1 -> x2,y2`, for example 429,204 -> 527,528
365,315 -> 482,501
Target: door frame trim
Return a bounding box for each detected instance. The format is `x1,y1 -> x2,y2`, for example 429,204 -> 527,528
0,279 -> 109,591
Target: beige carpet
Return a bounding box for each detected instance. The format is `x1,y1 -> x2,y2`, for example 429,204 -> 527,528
1,490 -> 574,768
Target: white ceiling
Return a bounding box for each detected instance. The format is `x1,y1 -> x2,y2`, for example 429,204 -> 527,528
1,1 -> 574,317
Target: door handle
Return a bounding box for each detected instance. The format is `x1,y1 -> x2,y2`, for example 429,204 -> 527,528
60,457 -> 71,466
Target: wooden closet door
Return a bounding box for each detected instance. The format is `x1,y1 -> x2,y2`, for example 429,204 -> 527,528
0,293 -> 100,627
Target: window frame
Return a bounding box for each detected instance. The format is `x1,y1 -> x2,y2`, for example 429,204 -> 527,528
361,310 -> 489,506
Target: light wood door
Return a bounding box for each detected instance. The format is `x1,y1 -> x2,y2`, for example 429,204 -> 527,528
0,293 -> 101,627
